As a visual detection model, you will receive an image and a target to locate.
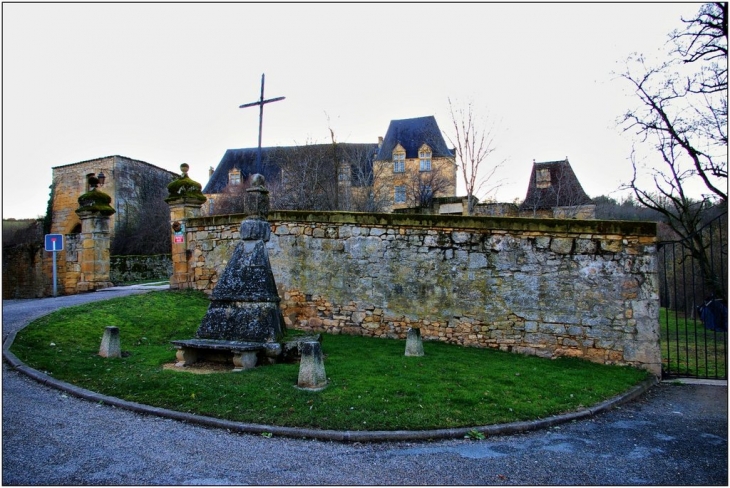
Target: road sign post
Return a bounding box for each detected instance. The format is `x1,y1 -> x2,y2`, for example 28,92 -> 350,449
45,234 -> 63,297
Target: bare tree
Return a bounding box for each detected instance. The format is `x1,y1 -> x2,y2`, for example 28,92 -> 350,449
209,181 -> 249,215
327,117 -> 341,211
2,218 -> 43,248
404,166 -> 453,209
341,143 -> 388,212
618,2 -> 727,296
270,127 -> 380,212
278,116 -> 349,211
445,98 -> 504,215
273,143 -> 337,211
111,171 -> 173,255
323,118 -> 383,212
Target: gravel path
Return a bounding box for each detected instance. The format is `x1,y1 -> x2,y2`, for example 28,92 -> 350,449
3,288 -> 727,485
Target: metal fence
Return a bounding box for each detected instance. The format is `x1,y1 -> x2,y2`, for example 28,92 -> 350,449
657,211 -> 728,379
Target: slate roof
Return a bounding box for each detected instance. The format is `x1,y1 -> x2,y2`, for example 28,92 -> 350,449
203,143 -> 379,194
519,159 -> 593,210
375,116 -> 454,161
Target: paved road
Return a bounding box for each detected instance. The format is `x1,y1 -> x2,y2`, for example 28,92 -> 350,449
3,288 -> 728,485
1,284 -> 169,341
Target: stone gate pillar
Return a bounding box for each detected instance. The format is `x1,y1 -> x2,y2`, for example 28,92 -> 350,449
75,175 -> 115,293
165,164 -> 207,290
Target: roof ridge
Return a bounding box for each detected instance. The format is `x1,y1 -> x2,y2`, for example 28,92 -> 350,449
388,115 -> 435,122
52,155 -> 178,176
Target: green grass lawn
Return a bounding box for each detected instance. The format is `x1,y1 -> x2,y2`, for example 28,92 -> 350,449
10,290 -> 651,431
660,307 -> 727,379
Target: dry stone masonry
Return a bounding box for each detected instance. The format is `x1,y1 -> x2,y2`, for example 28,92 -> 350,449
109,255 -> 172,284
173,211 -> 660,376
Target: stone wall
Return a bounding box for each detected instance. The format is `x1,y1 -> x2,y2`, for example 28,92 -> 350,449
110,254 -> 172,283
180,211 -> 660,375
2,245 -> 47,299
50,162 -> 95,236
61,233 -> 81,295
2,234 -> 84,299
3,238 -> 168,298
394,199 -> 596,219
1,234 -> 86,299
473,202 -> 519,217
50,155 -> 177,238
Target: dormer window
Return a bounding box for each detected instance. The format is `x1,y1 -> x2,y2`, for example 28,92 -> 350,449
419,145 -> 432,172
229,169 -> 241,185
393,152 -> 405,173
536,168 -> 551,188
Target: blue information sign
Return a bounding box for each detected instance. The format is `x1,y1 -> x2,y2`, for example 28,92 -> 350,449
44,234 -> 64,252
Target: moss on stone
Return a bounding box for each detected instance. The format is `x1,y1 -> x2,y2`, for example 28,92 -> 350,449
76,190 -> 116,216
165,176 -> 207,204
188,210 -> 657,238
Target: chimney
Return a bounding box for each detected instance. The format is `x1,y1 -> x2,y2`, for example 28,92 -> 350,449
209,166 -> 215,178
378,136 -> 383,148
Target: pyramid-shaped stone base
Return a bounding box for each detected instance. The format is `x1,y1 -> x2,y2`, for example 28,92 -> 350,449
171,183 -> 295,371
196,221 -> 284,343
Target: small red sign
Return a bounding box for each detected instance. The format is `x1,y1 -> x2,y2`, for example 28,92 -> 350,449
174,235 -> 184,243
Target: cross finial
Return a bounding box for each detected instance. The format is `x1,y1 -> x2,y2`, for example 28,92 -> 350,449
239,74 -> 286,175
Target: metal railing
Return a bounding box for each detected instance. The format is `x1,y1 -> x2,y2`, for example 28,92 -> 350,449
657,212 -> 727,379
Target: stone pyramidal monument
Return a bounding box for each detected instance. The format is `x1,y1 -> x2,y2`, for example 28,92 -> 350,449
196,175 -> 285,343
173,174 -> 290,370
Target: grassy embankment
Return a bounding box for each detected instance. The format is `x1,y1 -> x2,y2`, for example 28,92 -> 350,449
11,290 -> 650,431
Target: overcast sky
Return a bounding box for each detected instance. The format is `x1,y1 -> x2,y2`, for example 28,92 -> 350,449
2,2 -> 702,219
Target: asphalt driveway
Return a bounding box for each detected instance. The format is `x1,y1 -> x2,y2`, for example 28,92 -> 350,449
2,287 -> 727,485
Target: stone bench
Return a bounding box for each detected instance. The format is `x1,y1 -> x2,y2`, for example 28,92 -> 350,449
171,334 -> 323,372
171,339 -> 268,371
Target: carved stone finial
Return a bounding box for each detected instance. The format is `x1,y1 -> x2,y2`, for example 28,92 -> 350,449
87,173 -> 100,191
245,173 -> 269,219
166,164 -> 207,204
77,175 -> 115,216
250,173 -> 265,188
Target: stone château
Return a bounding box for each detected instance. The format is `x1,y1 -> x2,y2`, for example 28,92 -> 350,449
203,116 -> 458,213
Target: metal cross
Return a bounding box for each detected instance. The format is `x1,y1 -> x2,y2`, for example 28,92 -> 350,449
239,73 -> 286,175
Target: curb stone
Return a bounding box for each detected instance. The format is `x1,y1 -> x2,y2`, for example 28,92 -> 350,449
3,326 -> 660,442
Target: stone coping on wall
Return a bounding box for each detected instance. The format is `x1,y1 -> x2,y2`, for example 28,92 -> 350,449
190,210 -> 657,238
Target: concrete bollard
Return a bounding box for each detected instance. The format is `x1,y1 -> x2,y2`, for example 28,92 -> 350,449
297,341 -> 327,390
405,327 -> 424,356
99,326 -> 121,358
